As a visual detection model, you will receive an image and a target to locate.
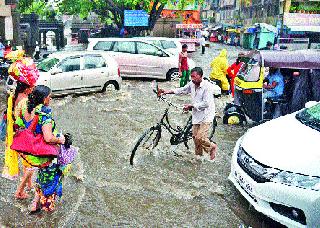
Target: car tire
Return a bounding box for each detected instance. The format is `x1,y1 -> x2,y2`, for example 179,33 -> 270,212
102,81 -> 120,92
166,69 -> 179,81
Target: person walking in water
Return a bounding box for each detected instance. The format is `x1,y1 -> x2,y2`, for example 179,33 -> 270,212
210,49 -> 229,94
179,44 -> 190,87
159,67 -> 217,160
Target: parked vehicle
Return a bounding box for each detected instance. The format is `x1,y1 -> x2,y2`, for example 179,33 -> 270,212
229,101 -> 320,227
6,51 -> 121,96
87,38 -> 195,80
223,50 -> 320,124
135,37 -> 182,56
37,44 -> 87,61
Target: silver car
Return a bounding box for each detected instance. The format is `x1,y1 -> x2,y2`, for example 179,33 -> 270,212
6,51 -> 122,96
87,38 -> 195,80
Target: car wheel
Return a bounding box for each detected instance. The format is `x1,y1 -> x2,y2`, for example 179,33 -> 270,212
166,69 -> 179,81
102,81 -> 120,92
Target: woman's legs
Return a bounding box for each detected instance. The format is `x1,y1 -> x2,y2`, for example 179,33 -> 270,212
15,169 -> 34,199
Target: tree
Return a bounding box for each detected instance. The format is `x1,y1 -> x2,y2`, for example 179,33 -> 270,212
59,0 -> 203,35
18,0 -> 57,21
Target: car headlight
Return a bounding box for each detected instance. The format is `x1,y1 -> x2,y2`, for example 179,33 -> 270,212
272,171 -> 320,191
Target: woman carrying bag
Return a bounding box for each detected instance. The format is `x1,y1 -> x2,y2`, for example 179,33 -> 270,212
14,85 -> 65,212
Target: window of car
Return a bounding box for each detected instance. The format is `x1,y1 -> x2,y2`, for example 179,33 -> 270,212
93,41 -> 114,51
112,41 -> 136,54
160,40 -> 177,49
136,42 -> 161,56
150,40 -> 163,49
58,57 -> 81,72
296,103 -> 320,132
37,57 -> 59,72
84,55 -> 106,69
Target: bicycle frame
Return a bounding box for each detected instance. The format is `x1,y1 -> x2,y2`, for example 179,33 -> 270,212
155,102 -> 193,146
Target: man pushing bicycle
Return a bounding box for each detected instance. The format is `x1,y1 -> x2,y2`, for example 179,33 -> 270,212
159,67 -> 217,160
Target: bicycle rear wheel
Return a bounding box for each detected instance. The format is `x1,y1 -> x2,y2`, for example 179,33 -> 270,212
129,127 -> 161,165
208,117 -> 217,141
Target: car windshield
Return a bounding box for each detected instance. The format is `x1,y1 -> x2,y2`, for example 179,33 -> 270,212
160,40 -> 177,49
296,103 -> 320,132
37,58 -> 59,72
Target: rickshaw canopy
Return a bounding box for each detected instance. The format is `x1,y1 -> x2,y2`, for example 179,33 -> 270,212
241,49 -> 320,69
252,50 -> 320,69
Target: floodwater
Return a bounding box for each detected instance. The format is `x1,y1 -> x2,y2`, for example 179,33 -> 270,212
0,43 -> 284,227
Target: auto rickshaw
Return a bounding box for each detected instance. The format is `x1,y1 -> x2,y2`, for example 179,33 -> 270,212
223,49 -> 320,124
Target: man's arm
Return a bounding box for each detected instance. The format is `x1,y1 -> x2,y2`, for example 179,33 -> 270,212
161,82 -> 191,96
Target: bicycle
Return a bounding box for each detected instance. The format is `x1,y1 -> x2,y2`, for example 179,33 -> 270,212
129,82 -> 217,166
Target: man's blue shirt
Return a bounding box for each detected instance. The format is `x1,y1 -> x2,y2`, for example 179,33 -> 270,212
266,70 -> 284,97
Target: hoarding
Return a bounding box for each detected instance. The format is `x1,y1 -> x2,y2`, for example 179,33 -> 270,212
124,10 -> 149,27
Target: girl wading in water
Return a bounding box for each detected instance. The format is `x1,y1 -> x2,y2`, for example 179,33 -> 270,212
179,44 -> 191,87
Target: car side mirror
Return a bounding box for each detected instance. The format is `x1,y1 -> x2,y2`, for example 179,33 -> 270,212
51,68 -> 62,75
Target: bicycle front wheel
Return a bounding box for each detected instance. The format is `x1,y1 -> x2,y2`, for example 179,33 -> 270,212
129,127 -> 161,165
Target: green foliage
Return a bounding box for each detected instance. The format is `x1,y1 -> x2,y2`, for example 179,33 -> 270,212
18,0 -> 57,20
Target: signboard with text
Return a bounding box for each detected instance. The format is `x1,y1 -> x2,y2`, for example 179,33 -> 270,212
283,13 -> 320,26
124,10 -> 149,27
176,24 -> 203,29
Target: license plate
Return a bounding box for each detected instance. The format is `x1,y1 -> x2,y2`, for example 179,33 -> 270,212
234,170 -> 254,197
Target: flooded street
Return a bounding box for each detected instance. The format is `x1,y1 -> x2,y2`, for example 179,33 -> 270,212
0,43 -> 283,227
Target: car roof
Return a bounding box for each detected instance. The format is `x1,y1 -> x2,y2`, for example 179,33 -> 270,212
88,37 -> 154,42
134,37 -> 182,42
47,51 -> 110,59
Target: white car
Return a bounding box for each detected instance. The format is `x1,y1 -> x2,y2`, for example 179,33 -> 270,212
135,37 -> 182,56
87,38 -> 195,80
6,51 -> 122,96
229,102 -> 320,227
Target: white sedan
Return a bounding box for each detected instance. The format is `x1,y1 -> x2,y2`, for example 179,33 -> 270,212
6,51 -> 122,96
229,102 -> 320,227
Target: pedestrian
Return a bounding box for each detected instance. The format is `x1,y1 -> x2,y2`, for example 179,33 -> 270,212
179,44 -> 190,87
210,49 -> 229,94
19,85 -> 66,212
13,81 -> 36,199
200,36 -> 206,55
227,57 -> 244,97
159,67 -> 217,160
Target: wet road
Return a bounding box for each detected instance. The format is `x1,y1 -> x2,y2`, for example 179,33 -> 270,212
0,43 -> 284,227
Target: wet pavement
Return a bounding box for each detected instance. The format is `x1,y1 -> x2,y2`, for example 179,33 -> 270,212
0,43 -> 284,227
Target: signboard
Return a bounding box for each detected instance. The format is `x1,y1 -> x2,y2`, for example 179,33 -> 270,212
283,13 -> 320,26
176,24 -> 203,29
124,10 -> 149,27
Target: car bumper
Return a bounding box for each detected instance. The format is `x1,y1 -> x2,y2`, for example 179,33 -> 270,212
229,145 -> 320,227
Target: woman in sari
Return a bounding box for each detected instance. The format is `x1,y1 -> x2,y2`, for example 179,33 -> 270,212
19,85 -> 65,212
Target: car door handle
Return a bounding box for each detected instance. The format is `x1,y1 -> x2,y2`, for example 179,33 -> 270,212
101,72 -> 105,74
73,75 -> 79,77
